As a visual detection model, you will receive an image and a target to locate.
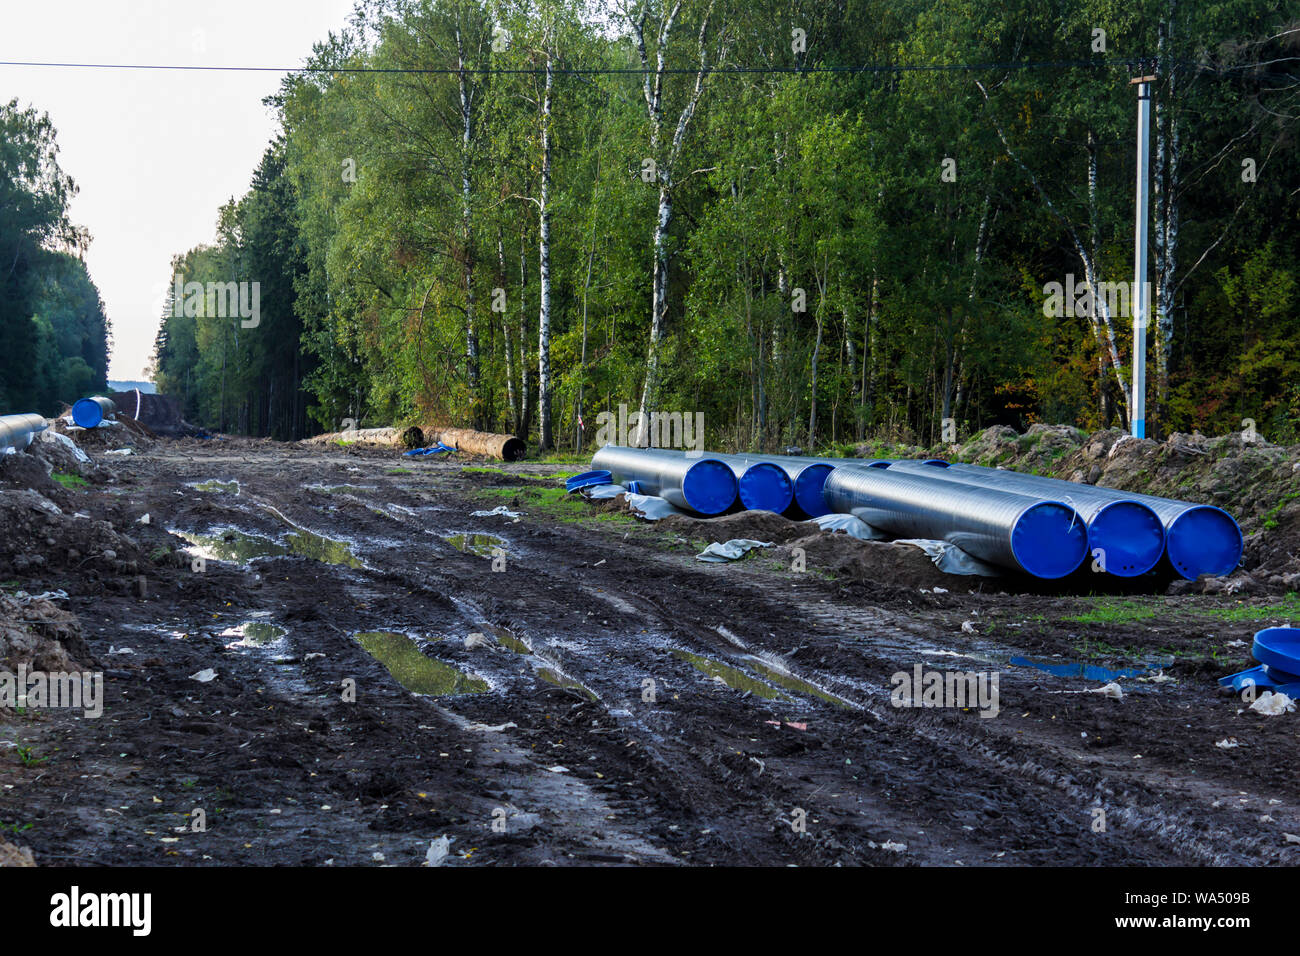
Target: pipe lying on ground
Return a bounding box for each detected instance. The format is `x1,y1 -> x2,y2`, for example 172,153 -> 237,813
703,453 -> 794,513
887,461 -> 1167,578
438,427 -> 527,462
0,413 -> 48,452
917,462 -> 1241,579
822,465 -> 1090,579
71,396 -> 116,429
590,446 -> 737,516
739,455 -> 839,517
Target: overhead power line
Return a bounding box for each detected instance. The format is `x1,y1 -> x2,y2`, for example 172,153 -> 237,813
0,57 -> 1161,76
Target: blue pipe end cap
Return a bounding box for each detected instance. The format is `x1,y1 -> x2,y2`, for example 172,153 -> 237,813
681,458 -> 738,515
737,462 -> 794,513
1010,501 -> 1090,578
920,459 -> 950,467
71,398 -> 105,429
1166,506 -> 1243,579
1253,627 -> 1300,677
1087,501 -> 1166,577
791,463 -> 834,518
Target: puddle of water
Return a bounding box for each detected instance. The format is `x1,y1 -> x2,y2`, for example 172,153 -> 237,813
672,650 -> 790,701
222,621 -> 287,647
355,631 -> 488,696
193,480 -> 240,494
305,484 -> 376,496
178,526 -> 362,569
482,624 -> 530,655
1007,655 -> 1167,682
536,667 -> 597,701
745,658 -> 854,709
446,533 -> 506,557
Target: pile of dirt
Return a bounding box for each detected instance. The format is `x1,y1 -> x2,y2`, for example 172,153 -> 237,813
776,533 -> 985,593
0,487 -> 146,581
659,509 -> 809,545
108,390 -> 186,436
0,589 -> 90,672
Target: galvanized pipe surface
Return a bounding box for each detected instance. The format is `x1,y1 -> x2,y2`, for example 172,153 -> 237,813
822,465 -> 1090,579
590,446 -> 737,515
0,413 -> 48,452
886,461 -> 1167,577
924,462 -> 1241,579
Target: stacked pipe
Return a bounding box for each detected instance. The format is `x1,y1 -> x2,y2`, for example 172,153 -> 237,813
0,414 -> 48,452
589,445 -> 1242,581
891,461 -> 1242,580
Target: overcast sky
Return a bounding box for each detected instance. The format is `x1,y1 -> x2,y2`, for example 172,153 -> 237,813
2,0 -> 357,380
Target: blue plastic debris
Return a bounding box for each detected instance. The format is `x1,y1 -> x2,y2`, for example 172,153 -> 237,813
1252,627 -> 1300,676
403,442 -> 455,458
1219,627 -> 1300,696
566,470 -> 613,493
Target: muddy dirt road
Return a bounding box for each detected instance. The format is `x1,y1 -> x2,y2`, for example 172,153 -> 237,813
3,438 -> 1299,866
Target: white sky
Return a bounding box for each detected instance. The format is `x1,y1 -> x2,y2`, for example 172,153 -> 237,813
1,0 -> 357,379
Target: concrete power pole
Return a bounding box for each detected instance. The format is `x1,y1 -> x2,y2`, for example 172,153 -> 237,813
1130,73 -> 1155,438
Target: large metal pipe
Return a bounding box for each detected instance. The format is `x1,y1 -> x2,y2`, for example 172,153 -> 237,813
590,446 -> 737,516
910,462 -> 1240,580
822,465 -> 1090,579
887,461 -> 1167,578
438,427 -> 527,461
702,453 -> 794,513
71,396 -> 116,429
0,413 -> 48,452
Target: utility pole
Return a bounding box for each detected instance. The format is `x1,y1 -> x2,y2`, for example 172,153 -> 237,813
1130,72 -> 1155,438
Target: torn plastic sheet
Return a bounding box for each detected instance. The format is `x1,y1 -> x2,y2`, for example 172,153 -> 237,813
696,539 -> 774,563
624,492 -> 687,521
470,506 -> 524,518
583,482 -> 627,500
892,539 -> 1003,576
39,429 -> 91,464
807,513 -> 887,540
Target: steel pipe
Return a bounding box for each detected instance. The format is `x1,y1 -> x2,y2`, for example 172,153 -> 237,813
822,465 -> 1090,579
0,413 -> 48,452
71,396 -> 116,429
886,461 -> 1167,578
590,446 -> 737,516
702,453 -> 794,513
912,462 -> 1240,579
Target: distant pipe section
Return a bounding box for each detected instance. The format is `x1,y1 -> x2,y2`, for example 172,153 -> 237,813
887,461 -> 1167,578
823,465 -> 1090,579
72,396 -> 116,429
438,427 -> 527,462
590,446 -> 737,516
0,414 -> 48,453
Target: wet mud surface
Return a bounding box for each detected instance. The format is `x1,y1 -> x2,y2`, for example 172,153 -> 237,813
2,438 -> 1299,866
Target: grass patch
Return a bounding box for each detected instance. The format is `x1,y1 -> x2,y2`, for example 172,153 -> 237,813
1064,599 -> 1159,624
51,472 -> 89,489
385,468 -> 412,475
1262,491 -> 1300,531
471,482 -> 637,527
1197,592 -> 1300,623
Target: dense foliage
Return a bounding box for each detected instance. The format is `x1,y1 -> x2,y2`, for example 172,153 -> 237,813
0,100 -> 109,416
152,0 -> 1300,449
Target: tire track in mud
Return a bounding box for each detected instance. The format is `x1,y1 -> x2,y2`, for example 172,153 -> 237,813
106,445 -> 1293,865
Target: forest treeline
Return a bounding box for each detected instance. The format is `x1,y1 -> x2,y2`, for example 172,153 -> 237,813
1,101 -> 110,416
151,0 -> 1300,449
